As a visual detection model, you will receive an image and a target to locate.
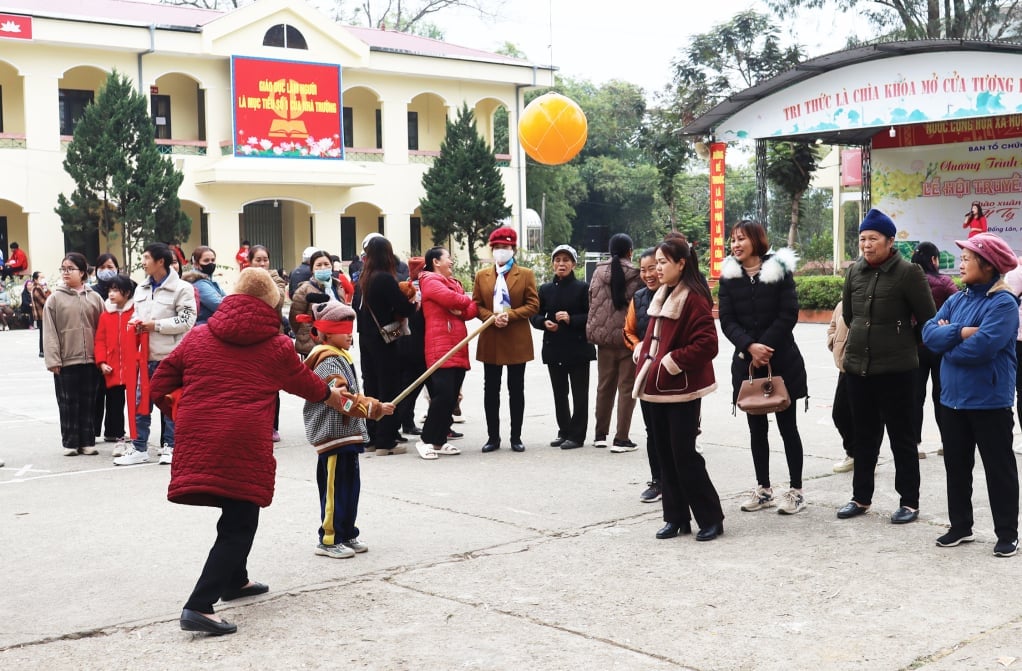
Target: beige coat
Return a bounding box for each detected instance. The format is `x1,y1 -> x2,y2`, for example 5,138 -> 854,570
826,301 -> 848,371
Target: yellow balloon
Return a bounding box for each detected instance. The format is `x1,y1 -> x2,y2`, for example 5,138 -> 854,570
518,92 -> 588,165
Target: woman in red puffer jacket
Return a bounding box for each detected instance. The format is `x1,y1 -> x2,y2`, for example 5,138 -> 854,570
416,246 -> 478,459
150,268 -> 351,636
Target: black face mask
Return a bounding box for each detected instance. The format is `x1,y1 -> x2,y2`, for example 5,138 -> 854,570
200,262 -> 216,276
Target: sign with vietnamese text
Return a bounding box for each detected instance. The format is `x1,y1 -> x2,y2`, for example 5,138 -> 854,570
709,142 -> 727,279
0,13 -> 31,40
717,51 -> 1022,143
232,56 -> 343,158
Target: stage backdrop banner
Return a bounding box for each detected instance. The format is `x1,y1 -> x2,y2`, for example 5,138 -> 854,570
232,56 -> 343,158
872,127 -> 1022,269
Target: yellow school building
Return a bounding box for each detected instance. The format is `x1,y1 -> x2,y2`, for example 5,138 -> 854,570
0,0 -> 554,276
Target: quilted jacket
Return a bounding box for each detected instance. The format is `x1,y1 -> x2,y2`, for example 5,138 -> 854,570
152,294 -> 330,508
586,259 -> 641,348
420,270 -> 478,370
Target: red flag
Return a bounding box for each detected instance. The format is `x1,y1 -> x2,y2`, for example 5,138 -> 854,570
0,14 -> 32,40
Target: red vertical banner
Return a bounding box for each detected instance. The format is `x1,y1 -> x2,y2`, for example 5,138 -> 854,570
708,142 -> 727,279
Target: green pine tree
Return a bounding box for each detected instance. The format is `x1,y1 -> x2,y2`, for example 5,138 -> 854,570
419,103 -> 512,273
56,70 -> 189,269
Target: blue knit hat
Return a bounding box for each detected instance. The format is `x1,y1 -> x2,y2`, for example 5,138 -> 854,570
859,209 -> 896,238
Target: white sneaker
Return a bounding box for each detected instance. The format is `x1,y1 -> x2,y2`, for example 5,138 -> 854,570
833,456 -> 855,473
1014,443 -> 1022,455
158,445 -> 173,465
63,448 -> 78,457
777,489 -> 807,515
315,543 -> 355,559
593,436 -> 608,448
740,486 -> 775,512
341,537 -> 369,553
451,413 -> 465,424
113,447 -> 149,466
111,439 -> 128,458
0,458 -> 4,467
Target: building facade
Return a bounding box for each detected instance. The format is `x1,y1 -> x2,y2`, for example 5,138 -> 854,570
0,0 -> 554,277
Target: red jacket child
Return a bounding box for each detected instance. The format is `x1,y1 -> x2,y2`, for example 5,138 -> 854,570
95,298 -> 139,389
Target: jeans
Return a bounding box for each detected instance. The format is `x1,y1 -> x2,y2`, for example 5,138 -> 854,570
134,360 -> 174,451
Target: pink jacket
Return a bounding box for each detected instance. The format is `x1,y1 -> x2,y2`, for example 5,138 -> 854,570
420,270 -> 478,369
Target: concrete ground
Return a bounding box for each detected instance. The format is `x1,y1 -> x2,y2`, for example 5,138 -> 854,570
2,322 -> 1022,671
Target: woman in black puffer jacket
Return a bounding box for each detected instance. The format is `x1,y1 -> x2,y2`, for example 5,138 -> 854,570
718,220 -> 808,517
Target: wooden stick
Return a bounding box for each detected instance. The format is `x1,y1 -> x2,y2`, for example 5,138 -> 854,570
390,315 -> 496,406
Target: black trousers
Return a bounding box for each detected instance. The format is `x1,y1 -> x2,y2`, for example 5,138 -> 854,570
483,362 -> 526,443
647,399 -> 723,528
421,367 -> 465,446
360,336 -> 403,450
53,364 -> 100,451
548,362 -> 589,443
639,400 -> 661,482
184,498 -> 260,614
94,382 -> 126,440
913,347 -> 945,445
941,406 -> 1019,542
747,403 -> 803,490
846,371 -> 920,508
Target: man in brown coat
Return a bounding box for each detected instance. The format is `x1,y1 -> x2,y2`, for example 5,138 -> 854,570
472,226 -> 540,452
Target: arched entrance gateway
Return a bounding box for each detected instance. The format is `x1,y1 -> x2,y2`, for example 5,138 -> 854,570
680,40 -> 1022,275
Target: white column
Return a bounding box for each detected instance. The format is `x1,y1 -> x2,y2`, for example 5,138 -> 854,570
22,73 -> 60,152
382,212 -> 412,260
380,98 -> 408,164
313,209 -> 343,261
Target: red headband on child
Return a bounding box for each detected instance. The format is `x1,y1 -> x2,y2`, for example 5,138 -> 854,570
313,319 -> 354,335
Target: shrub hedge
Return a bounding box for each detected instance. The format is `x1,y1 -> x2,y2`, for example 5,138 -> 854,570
710,274 -> 845,311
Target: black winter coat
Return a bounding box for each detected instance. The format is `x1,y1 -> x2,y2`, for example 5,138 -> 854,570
530,273 -> 596,366
717,250 -> 808,403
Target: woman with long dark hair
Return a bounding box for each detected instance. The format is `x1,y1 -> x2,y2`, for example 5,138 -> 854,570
586,233 -> 641,449
910,242 -> 957,458
633,233 -> 723,541
963,202 -> 987,238
356,235 -> 416,455
416,246 -> 478,459
718,220 -> 809,516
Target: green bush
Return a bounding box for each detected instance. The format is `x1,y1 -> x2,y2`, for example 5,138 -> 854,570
794,275 -> 844,310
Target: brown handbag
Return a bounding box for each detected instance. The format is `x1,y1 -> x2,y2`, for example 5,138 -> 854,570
736,362 -> 790,415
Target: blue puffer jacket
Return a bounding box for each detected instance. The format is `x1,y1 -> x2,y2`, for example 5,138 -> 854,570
921,278 -> 1020,410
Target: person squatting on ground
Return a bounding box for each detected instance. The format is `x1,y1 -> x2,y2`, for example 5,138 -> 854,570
837,209 -> 936,524
530,244 -> 595,451
43,252 -> 104,456
624,248 -> 663,502
303,299 -> 395,557
911,242 -> 958,458
472,226 -> 540,453
94,274 -> 138,458
632,233 -> 725,542
586,233 -> 642,450
114,242 -> 196,467
922,232 -> 1020,557
718,220 -> 809,516
150,268 -> 357,636
416,247 -> 478,460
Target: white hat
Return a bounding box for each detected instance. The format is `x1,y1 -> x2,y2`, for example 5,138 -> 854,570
362,232 -> 384,251
551,244 -> 578,263
302,246 -> 319,262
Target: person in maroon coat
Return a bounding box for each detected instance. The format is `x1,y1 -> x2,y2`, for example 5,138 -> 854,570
150,268 -> 352,636
632,233 -> 724,542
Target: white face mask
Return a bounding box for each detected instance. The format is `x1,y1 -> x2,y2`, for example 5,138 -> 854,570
492,249 -> 514,266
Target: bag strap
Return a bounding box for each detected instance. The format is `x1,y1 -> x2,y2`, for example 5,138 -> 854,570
359,291 -> 386,332
747,361 -> 773,380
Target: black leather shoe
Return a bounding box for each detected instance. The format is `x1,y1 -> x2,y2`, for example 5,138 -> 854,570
550,437 -> 566,447
447,430 -> 464,440
402,426 -> 422,436
837,501 -> 870,519
695,522 -> 723,541
510,440 -> 525,452
655,521 -> 692,539
221,581 -> 269,602
560,439 -> 582,450
481,442 -> 500,453
180,608 -> 237,635
891,506 -> 919,524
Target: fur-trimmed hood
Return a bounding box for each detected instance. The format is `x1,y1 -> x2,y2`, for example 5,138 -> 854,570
104,297 -> 134,313
647,282 -> 690,320
720,248 -> 798,283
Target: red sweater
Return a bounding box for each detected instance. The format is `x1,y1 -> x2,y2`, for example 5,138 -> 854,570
151,294 -> 330,508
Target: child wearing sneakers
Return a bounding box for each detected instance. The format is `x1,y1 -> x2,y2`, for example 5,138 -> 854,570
303,300 -> 394,559
94,274 -> 138,457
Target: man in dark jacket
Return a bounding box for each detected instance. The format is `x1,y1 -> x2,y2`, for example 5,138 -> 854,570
530,245 -> 595,449
837,209 -> 936,525
288,246 -> 318,297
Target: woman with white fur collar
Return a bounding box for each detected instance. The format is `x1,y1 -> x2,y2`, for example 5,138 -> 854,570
718,219 -> 809,517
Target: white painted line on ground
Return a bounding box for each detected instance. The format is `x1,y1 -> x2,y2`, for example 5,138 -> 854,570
0,464 -> 156,484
